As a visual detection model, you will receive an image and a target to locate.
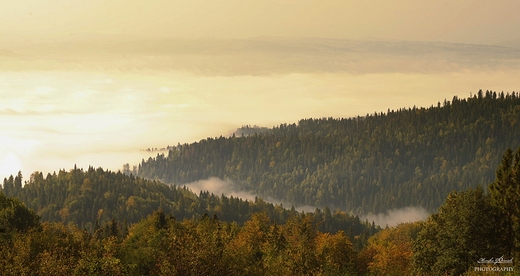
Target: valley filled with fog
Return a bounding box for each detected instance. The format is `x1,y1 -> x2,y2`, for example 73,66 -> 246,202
2,38 -> 520,182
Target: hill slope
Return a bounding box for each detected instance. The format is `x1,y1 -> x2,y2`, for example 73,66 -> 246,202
1,167 -> 376,244
137,90 -> 520,214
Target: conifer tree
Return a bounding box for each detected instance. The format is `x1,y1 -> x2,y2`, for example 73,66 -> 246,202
488,147 -> 520,258
412,187 -> 503,275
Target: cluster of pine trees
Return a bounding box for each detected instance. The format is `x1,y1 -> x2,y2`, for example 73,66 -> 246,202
137,90 -> 520,214
0,167 -> 371,275
1,147 -> 519,275
412,146 -> 520,274
0,167 -> 378,249
348,146 -> 520,275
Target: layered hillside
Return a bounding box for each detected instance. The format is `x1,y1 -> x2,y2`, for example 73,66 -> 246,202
1,167 -> 376,243
137,90 -> 520,214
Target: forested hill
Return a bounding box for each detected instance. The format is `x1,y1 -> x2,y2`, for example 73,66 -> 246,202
137,90 -> 520,214
0,168 -> 377,245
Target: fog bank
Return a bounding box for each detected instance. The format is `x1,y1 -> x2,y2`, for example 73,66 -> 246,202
181,177 -> 317,213
363,207 -> 430,227
182,177 -> 257,202
1,38 -> 519,181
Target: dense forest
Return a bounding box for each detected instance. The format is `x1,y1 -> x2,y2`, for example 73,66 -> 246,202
136,90 -> 520,214
1,90 -> 519,274
1,147 -> 518,275
0,167 -> 378,249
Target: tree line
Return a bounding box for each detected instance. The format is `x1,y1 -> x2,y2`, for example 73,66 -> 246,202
136,90 -> 520,214
1,166 -> 378,249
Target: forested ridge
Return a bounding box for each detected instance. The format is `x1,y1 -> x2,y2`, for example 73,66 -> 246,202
137,90 -> 520,214
0,167 -> 378,247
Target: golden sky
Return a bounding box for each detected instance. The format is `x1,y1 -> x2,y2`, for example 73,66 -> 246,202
1,0 -> 520,44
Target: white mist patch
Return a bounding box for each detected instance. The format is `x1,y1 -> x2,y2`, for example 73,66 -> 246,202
363,207 -> 429,227
183,178 -> 319,213
293,205 -> 318,213
182,177 -> 257,202
263,196 -> 318,213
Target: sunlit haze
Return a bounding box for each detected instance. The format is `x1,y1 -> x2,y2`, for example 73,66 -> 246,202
1,1 -> 520,181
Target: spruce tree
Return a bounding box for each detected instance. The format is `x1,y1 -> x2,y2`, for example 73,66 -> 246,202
488,147 -> 520,258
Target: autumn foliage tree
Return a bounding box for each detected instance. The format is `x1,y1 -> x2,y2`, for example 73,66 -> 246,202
360,222 -> 421,275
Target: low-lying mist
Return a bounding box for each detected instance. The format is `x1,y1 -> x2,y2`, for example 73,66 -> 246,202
182,177 -> 257,202
362,207 -> 430,227
182,177 -> 430,225
181,177 -> 317,213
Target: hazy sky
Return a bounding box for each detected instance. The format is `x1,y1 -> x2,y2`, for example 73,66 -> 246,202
1,0 -> 520,184
1,0 -> 520,44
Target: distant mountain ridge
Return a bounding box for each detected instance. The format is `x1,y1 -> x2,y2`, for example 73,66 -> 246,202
137,90 -> 520,214
4,37 -> 520,74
